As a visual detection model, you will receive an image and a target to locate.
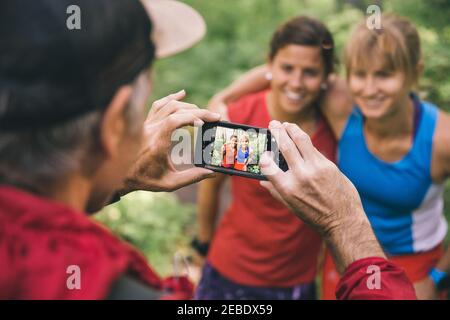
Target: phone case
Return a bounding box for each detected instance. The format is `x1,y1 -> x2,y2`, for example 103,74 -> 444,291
194,121 -> 288,181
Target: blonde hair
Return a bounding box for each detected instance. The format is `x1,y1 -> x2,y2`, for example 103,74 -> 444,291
240,133 -> 249,142
344,14 -> 421,86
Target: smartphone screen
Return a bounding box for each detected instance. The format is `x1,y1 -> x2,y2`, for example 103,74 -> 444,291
195,121 -> 287,180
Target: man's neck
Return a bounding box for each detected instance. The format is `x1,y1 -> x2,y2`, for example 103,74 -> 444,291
47,175 -> 92,213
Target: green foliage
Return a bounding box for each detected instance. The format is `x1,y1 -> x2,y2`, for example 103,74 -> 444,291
385,0 -> 450,111
95,191 -> 196,276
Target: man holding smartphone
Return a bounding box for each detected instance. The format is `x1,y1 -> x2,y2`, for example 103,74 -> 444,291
0,0 -> 219,299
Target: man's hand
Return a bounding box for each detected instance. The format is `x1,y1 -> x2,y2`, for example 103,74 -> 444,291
259,120 -> 385,273
122,90 -> 221,194
259,121 -> 362,235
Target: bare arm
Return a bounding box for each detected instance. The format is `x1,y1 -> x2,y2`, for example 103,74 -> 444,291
319,75 -> 353,139
208,65 -> 270,117
415,110 -> 450,299
430,111 -> 450,272
197,173 -> 228,244
209,65 -> 353,141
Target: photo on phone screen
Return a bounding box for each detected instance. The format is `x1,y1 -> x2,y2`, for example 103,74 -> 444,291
195,121 -> 287,180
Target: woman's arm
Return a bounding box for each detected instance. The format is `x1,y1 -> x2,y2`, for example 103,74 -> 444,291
196,173 -> 228,249
319,75 -> 354,140
416,110 -> 450,299
208,65 -> 353,141
208,65 -> 270,116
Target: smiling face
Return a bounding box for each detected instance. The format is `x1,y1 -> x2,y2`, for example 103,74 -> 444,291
230,136 -> 238,148
240,136 -> 249,150
345,15 -> 422,120
349,63 -> 410,119
268,44 -> 326,116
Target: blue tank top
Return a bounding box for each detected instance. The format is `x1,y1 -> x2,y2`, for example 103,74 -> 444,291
338,96 -> 447,255
236,146 -> 250,163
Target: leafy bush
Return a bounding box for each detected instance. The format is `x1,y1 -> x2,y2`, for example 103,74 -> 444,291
95,191 -> 196,276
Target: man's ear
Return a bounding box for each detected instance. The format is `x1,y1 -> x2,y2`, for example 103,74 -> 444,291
99,86 -> 133,158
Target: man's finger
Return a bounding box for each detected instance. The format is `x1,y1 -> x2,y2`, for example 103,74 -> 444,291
260,151 -> 286,190
177,108 -> 221,122
166,111 -> 220,131
207,101 -> 229,121
167,167 -> 216,191
150,90 -> 186,114
284,123 -> 318,161
153,100 -> 198,121
269,120 -> 303,169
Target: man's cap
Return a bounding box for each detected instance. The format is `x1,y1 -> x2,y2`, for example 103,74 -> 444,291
0,0 -> 206,131
142,0 -> 206,58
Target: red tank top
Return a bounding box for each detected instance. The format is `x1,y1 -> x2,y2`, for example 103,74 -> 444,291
208,90 -> 337,287
222,143 -> 236,168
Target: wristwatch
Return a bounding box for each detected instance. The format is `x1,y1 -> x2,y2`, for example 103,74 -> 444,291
191,238 -> 210,257
429,267 -> 450,291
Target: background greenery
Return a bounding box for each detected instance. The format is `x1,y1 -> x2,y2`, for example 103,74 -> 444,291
95,0 -> 450,276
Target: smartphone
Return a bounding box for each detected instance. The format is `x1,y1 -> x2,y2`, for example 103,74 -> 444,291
194,121 -> 288,180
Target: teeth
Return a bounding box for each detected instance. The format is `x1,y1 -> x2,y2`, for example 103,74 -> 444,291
285,91 -> 303,101
365,98 -> 384,107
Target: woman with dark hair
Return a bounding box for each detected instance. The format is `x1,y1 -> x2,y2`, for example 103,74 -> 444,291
221,135 -> 238,168
195,16 -> 350,300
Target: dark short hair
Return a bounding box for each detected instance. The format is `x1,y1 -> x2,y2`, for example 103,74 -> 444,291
269,16 -> 336,76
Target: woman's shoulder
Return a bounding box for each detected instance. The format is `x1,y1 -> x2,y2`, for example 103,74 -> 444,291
434,109 -> 450,152
320,75 -> 353,139
322,76 -> 353,115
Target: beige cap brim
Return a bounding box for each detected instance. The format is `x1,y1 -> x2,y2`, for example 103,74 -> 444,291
140,0 -> 207,58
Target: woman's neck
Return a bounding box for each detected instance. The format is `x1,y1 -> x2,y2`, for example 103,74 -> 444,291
266,91 -> 319,135
364,95 -> 414,140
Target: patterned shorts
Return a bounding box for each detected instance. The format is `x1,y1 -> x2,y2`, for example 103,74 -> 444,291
195,262 -> 316,300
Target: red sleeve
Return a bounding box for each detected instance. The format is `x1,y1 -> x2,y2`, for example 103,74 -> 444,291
336,257 -> 417,300
227,90 -> 268,124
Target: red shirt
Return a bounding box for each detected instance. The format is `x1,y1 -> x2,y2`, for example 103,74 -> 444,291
222,143 -> 236,168
336,257 -> 417,300
208,90 -> 337,287
0,186 -> 192,299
